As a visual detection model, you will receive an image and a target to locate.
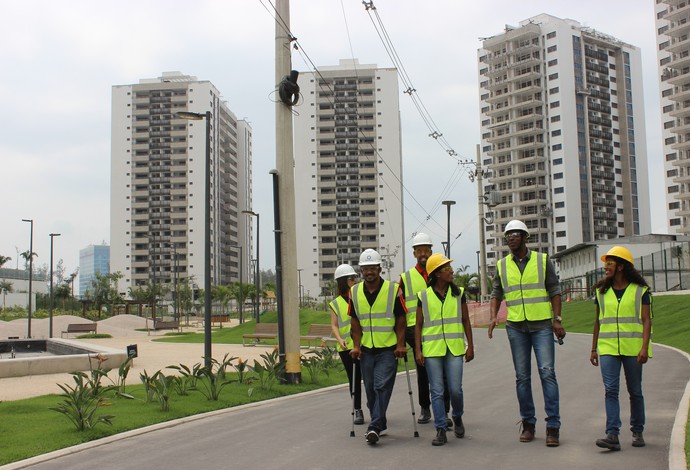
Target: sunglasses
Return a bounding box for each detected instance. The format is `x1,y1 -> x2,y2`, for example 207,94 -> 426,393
505,232 -> 523,241
604,260 -> 617,267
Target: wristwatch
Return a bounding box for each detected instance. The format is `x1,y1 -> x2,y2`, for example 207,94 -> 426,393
553,316 -> 562,322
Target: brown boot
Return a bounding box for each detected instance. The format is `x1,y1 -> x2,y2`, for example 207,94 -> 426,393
546,427 -> 560,447
520,421 -> 535,442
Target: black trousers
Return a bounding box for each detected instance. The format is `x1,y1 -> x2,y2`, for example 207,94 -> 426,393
339,350 -> 362,409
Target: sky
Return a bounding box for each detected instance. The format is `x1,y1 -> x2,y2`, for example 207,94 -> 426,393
0,0 -> 662,285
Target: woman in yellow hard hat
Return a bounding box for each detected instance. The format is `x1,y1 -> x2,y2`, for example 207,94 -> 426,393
414,253 -> 474,446
590,246 -> 652,451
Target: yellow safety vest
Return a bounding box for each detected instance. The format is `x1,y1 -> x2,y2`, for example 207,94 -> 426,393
419,286 -> 466,357
497,252 -> 552,322
596,284 -> 652,357
351,280 -> 398,349
402,267 -> 428,327
329,296 -> 352,352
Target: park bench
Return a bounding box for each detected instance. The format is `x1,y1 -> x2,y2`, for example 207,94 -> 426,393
300,324 -> 337,349
242,323 -> 278,346
210,314 -> 230,327
61,323 -> 97,338
153,320 -> 181,332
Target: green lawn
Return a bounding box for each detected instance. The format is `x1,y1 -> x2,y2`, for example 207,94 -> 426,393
0,298 -> 688,466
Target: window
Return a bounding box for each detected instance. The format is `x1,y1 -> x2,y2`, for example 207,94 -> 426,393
553,158 -> 563,165
665,136 -> 677,145
550,115 -> 561,123
550,101 -> 560,109
659,41 -> 670,51
548,59 -> 558,67
671,218 -> 681,226
547,45 -> 557,53
669,202 -> 680,210
552,129 -> 561,137
556,231 -> 566,237
553,172 -> 563,179
555,216 -> 565,223
666,153 -> 677,161
662,88 -> 673,97
549,73 -> 559,80
547,31 -> 557,39
668,169 -> 678,177
555,201 -> 565,208
668,185 -> 679,194
664,120 -> 675,129
549,87 -> 559,94
554,187 -> 564,194
663,104 -> 674,113
552,144 -> 562,151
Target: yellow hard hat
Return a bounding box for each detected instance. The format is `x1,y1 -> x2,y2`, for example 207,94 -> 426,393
600,246 -> 634,265
426,253 -> 453,275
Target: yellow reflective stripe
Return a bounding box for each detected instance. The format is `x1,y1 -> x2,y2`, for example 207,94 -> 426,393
403,271 -> 416,302
599,331 -> 644,339
505,296 -> 550,306
600,317 -> 641,325
423,332 -> 466,342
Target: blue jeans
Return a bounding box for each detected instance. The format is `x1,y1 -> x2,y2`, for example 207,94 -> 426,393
424,350 -> 464,430
506,325 -> 560,428
360,348 -> 397,432
599,355 -> 645,435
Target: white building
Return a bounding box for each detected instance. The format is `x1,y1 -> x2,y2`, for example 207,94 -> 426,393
110,72 -> 252,296
478,14 -> 651,269
655,0 -> 690,235
293,59 -> 405,298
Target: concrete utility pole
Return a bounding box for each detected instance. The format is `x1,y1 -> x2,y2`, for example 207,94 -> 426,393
275,0 -> 301,383
477,144 -> 488,302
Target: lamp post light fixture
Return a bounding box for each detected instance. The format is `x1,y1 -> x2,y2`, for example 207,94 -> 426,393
21,219 -> 34,338
242,210 -> 260,324
441,200 -> 456,258
176,110 -> 213,367
49,233 -> 61,338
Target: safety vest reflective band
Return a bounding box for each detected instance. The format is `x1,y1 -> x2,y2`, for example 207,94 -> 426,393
419,286 -> 466,357
596,284 -> 652,357
329,296 -> 352,352
351,280 -> 398,349
403,268 -> 427,327
498,252 -> 552,322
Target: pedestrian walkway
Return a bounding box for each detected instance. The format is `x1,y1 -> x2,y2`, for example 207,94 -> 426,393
3,330 -> 688,470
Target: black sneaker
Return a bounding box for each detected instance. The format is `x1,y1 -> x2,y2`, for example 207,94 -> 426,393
418,407 -> 431,424
365,430 -> 379,445
354,409 -> 364,425
432,428 -> 447,446
446,415 -> 453,428
596,434 -> 621,451
632,432 -> 645,447
453,416 -> 465,438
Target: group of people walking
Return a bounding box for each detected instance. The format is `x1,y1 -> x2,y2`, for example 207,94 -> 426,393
329,219 -> 652,451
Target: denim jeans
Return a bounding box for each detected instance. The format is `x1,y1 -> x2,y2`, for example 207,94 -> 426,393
360,348 -> 397,432
424,350 -> 464,430
599,354 -> 645,435
506,325 -> 560,428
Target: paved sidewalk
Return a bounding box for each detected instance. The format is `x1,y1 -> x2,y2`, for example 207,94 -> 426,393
2,330 -> 688,470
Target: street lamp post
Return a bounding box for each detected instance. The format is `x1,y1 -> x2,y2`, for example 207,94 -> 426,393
176,110 -> 213,367
442,201 -> 456,258
476,250 -> 481,303
297,268 -> 303,308
49,233 -> 61,338
229,245 -> 243,324
242,210 -> 260,324
21,219 -> 34,338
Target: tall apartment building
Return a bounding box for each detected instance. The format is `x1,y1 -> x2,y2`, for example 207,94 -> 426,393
79,244 -> 110,297
478,14 -> 651,267
110,72 -> 252,296
655,0 -> 690,235
293,59 -> 405,298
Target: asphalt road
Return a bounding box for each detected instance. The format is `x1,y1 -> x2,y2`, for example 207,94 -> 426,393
6,329 -> 689,470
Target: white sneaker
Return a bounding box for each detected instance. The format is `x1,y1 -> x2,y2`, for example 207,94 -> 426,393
365,430 -> 379,444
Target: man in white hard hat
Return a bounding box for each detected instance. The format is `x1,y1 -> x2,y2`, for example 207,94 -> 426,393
397,233 -> 450,426
488,219 -> 565,447
350,248 -> 408,445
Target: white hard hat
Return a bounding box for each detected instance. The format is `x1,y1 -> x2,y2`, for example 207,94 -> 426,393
504,219 -> 530,237
359,249 -> 382,266
334,264 -> 357,280
411,232 -> 433,247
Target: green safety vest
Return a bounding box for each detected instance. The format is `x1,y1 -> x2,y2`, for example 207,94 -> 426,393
402,267 -> 428,327
351,280 -> 398,349
596,284 -> 652,357
329,295 -> 352,352
419,286 -> 466,357
497,252 -> 552,322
